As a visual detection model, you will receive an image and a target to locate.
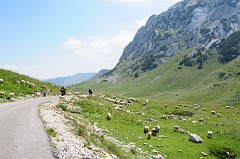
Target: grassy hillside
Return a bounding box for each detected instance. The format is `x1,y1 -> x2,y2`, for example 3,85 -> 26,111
0,68 -> 60,102
68,49 -> 240,107
57,94 -> 240,159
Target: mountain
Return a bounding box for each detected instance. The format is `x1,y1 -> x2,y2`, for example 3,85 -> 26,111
0,68 -> 60,102
69,0 -> 240,106
45,73 -> 96,86
90,69 -> 110,80
115,0 -> 240,73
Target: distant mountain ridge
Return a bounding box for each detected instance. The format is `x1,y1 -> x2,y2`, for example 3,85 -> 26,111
45,73 -> 96,86
45,69 -> 110,86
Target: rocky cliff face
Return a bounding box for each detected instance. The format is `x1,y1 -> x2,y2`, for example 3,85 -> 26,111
116,0 -> 240,73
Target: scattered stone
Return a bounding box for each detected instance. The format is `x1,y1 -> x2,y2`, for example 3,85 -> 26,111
189,134 -> 203,143
200,152 -> 208,156
152,154 -> 165,159
159,135 -> 167,138
179,128 -> 187,134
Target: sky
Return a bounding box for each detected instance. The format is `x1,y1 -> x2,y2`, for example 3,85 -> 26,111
0,0 -> 181,80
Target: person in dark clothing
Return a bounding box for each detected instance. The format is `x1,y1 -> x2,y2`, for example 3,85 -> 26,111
60,87 -> 66,96
88,89 -> 93,95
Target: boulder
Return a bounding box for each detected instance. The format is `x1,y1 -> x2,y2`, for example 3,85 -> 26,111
189,134 -> 203,143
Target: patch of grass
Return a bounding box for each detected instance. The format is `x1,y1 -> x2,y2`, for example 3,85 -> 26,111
76,125 -> 88,139
46,128 -> 57,137
57,104 -> 68,111
209,146 -> 237,159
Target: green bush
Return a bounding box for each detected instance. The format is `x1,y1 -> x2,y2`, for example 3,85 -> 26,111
46,128 -> 57,137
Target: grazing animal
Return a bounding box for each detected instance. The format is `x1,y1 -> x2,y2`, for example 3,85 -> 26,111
0,91 -> 5,97
174,125 -> 179,132
216,113 -> 221,118
9,93 -> 15,97
151,128 -> 157,136
30,83 -> 35,88
152,125 -> 161,136
106,113 -> 112,120
21,80 -> 26,84
0,79 -> 4,84
211,111 -> 216,115
144,126 -> 149,134
147,132 -> 152,140
74,92 -> 80,96
207,131 -> 213,138
199,118 -> 204,122
155,125 -> 160,133
35,92 -> 42,97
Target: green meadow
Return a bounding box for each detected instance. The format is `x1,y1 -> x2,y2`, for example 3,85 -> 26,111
66,49 -> 240,158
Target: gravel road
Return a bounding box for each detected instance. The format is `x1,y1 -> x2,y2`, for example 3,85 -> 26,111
0,97 -> 59,159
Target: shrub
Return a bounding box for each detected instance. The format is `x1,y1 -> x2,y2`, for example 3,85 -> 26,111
46,128 -> 57,137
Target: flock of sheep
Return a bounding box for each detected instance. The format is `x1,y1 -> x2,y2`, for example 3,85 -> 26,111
0,78 -> 15,100
52,90 -> 239,157
0,78 -> 48,101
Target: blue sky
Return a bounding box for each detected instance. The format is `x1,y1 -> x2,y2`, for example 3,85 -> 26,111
0,0 -> 181,79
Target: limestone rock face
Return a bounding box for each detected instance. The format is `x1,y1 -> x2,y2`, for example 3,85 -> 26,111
115,0 -> 240,73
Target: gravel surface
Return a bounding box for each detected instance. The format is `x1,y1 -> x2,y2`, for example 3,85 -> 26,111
39,102 -> 113,159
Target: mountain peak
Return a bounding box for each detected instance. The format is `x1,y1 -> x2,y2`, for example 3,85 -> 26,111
115,0 -> 240,74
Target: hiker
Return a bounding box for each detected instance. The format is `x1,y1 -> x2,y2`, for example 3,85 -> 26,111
88,89 -> 93,95
60,87 -> 66,96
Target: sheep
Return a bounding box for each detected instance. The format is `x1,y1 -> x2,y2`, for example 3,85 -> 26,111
35,92 -> 42,97
147,132 -> 152,140
106,113 -> 112,120
155,125 -> 160,133
0,79 -> 4,84
26,81 -> 30,85
59,95 -> 65,101
207,131 -> 213,138
9,93 -> 15,97
211,111 -> 216,115
151,128 -> 157,136
0,91 -> 5,97
174,125 -> 179,132
79,95 -> 89,99
199,118 -> 204,122
160,115 -> 167,120
74,92 -> 80,96
143,99 -> 148,106
144,126 -> 149,134
29,83 -> 35,88
21,80 -> 26,84
216,113 -> 221,118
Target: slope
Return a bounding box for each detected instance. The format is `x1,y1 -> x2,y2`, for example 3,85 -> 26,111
68,48 -> 240,107
0,68 -> 60,102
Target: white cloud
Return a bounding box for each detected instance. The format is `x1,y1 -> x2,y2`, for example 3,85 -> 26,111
63,37 -> 83,49
61,30 -> 135,74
